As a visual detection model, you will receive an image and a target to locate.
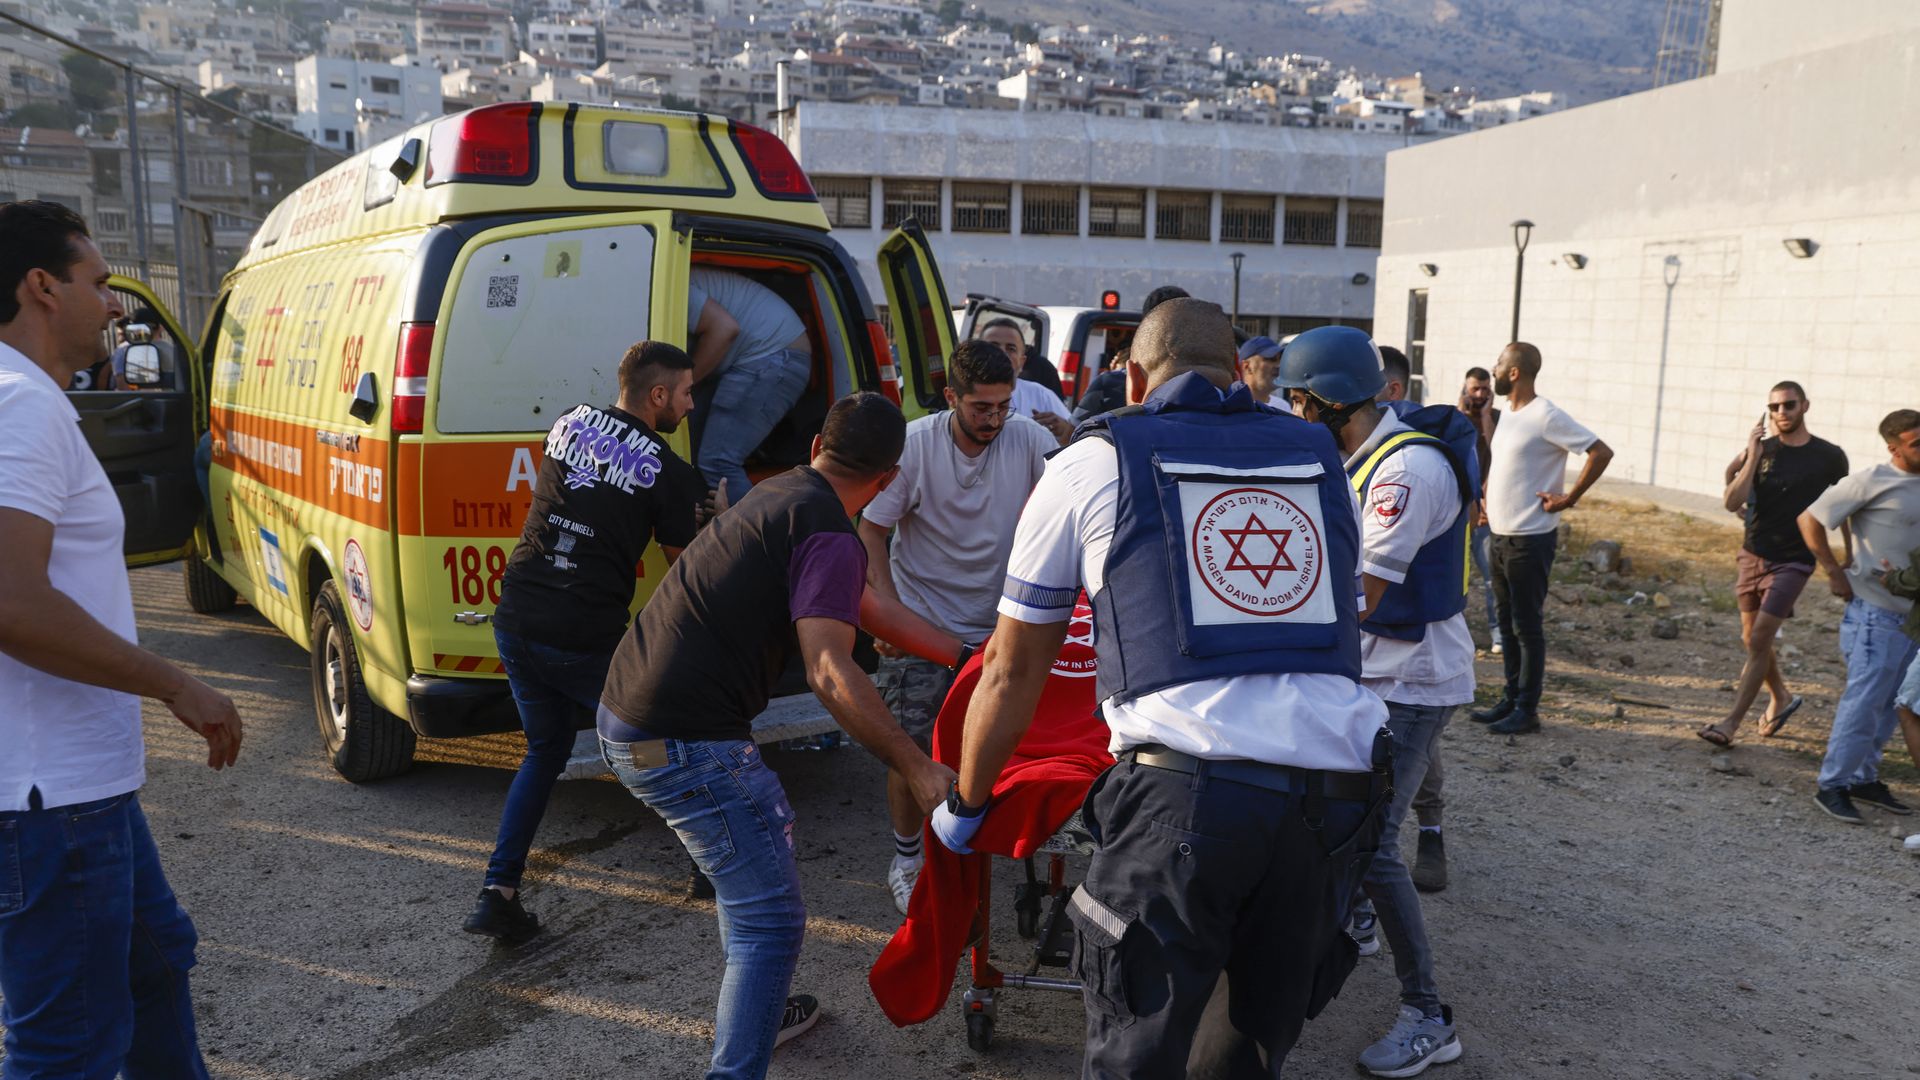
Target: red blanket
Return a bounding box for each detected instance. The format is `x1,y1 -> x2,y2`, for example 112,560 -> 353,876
867,601 -> 1111,1027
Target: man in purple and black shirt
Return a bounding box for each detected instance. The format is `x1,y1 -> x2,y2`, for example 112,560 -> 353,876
597,393 -> 963,1080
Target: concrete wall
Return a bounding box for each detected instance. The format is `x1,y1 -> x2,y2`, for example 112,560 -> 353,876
1716,0 -> 1920,73
1372,25 -> 1920,499
792,101 -> 1406,324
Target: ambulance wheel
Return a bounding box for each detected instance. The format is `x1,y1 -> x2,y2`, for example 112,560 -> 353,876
966,1011 -> 994,1052
183,558 -> 236,614
310,581 -> 415,782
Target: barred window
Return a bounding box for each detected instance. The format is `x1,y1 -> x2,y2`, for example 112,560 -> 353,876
882,178 -> 941,229
1232,316 -> 1267,338
1021,184 -> 1079,236
814,176 -> 871,228
1346,198 -> 1383,248
1155,190 -> 1210,241
951,181 -> 1011,233
1273,315 -> 1333,338
1283,196 -> 1338,246
1221,194 -> 1275,244
1088,187 -> 1145,238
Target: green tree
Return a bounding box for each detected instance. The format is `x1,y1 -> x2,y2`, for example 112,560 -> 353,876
61,51 -> 117,114
937,0 -> 963,25
8,102 -> 82,129
1012,22 -> 1039,44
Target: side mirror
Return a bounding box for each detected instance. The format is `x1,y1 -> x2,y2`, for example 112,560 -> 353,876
348,371 -> 380,423
123,343 -> 163,386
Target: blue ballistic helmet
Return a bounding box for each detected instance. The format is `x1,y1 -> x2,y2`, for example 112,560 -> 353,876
1274,326 -> 1387,407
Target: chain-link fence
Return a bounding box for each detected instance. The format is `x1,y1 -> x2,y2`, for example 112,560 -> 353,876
1,11 -> 347,333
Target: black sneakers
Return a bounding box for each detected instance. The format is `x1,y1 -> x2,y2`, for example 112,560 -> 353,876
1813,787 -> 1865,825
776,995 -> 821,1046
462,887 -> 541,943
1468,698 -> 1515,724
1412,830 -> 1448,893
1848,781 -> 1913,815
1486,710 -> 1540,735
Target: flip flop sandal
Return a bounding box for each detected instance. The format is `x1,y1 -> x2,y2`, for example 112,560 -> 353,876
1697,724 -> 1733,747
1760,695 -> 1805,738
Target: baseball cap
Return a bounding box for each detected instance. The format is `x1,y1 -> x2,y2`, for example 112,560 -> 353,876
1237,335 -> 1282,362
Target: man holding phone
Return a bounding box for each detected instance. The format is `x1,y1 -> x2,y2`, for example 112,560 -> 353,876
1700,382 -> 1848,745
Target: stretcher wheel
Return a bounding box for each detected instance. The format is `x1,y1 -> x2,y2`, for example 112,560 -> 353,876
966,1010 -> 995,1051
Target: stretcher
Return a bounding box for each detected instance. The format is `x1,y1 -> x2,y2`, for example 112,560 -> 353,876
958,808 -> 1096,1050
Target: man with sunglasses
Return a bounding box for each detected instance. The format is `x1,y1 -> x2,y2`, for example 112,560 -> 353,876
1700,382 -> 1849,745
857,339 -> 1054,913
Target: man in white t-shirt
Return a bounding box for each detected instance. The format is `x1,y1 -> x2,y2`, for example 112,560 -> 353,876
1798,409 -> 1920,825
1470,342 -> 1613,735
0,201 -> 242,1076
976,318 -> 1073,444
858,338 -> 1053,913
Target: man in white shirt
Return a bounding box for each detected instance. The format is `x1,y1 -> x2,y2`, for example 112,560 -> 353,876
1470,342 -> 1613,735
857,339 -> 1053,913
932,300 -> 1389,1075
1278,326 -> 1470,1078
0,201 -> 242,1077
975,318 -> 1073,444
1797,409 -> 1920,824
1236,334 -> 1293,412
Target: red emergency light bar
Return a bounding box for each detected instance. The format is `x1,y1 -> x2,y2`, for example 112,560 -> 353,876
729,121 -> 816,201
426,102 -> 542,187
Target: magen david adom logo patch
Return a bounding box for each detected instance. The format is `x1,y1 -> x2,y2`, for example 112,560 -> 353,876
1183,483 -> 1335,626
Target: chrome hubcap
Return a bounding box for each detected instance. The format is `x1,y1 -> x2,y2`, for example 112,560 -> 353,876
323,631 -> 348,741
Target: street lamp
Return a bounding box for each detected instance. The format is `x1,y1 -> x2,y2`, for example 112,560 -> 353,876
1230,251 -> 1246,324
1509,218 -> 1533,343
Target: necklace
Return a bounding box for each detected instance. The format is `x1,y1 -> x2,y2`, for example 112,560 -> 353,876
947,412 -> 995,490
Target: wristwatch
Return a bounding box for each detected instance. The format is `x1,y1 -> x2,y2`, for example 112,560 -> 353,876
949,640 -> 977,674
946,778 -> 988,818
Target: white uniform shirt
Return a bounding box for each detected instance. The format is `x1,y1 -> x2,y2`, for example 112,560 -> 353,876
1011,378 -> 1069,422
1485,396 -> 1598,537
998,407 -> 1385,772
0,343 -> 145,811
1348,410 -> 1478,707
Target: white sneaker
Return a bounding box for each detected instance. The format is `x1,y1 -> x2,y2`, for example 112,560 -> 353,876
888,854 -> 924,915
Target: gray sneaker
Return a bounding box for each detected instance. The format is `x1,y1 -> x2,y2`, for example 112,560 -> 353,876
1358,1004 -> 1462,1078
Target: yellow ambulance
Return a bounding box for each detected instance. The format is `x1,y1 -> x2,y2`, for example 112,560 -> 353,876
82,101 -> 962,781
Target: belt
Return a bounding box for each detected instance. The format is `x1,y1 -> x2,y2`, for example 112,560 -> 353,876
1121,745 -> 1379,803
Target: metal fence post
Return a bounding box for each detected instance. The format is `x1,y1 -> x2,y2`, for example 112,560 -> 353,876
172,88 -> 193,326
125,65 -> 149,280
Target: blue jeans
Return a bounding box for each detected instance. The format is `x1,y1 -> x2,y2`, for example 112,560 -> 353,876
699,347 -> 812,504
1471,524 -> 1503,649
601,737 -> 804,1080
0,792 -> 207,1079
1359,702 -> 1453,1014
1817,599 -> 1920,791
485,628 -> 614,889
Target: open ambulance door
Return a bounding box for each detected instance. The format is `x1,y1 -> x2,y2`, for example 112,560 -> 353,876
73,275 -> 204,567
876,220 -> 958,414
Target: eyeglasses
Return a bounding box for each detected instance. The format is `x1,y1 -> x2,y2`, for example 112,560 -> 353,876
961,400 -> 1012,420
1767,401 -> 1801,412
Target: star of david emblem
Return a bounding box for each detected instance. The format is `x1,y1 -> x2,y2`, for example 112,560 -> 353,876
1218,513 -> 1295,587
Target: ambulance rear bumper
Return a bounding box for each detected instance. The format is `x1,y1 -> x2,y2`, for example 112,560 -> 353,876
406,674 -> 522,738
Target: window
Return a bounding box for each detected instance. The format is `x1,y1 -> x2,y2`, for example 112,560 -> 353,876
1021,184 -> 1078,236
1405,290 -> 1428,403
369,76 -> 400,95
97,209 -> 129,232
882,178 -> 940,229
328,79 -> 348,90
1346,198 -> 1383,248
1283,196 -> 1338,246
1087,187 -> 1145,238
1273,315 -> 1333,338
1155,190 -> 1210,241
813,176 -> 871,228
1221,194 -> 1275,244
951,181 -> 1011,233
1233,316 -> 1266,338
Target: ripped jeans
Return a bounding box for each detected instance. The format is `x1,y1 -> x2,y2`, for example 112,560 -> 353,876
601,737 -> 803,1080
0,792 -> 208,1080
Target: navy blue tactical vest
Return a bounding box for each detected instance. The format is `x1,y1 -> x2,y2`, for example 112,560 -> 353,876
1345,406 -> 1477,642
1074,372 -> 1363,705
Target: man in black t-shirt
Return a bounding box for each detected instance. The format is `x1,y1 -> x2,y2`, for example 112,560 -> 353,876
462,341 -> 707,943
1701,380 -> 1849,745
597,393 -> 964,1077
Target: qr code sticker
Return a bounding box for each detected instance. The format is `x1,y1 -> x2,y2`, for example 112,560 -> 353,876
486,274 -> 519,309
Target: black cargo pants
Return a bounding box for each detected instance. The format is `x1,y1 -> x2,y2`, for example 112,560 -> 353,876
1067,753 -> 1387,1079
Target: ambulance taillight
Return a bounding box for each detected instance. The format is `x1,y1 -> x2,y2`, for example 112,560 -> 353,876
427,102 -> 539,185
391,322 -> 435,434
730,122 -> 815,200
868,321 -> 901,405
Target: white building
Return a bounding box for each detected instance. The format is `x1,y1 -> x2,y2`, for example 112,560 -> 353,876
293,56 -> 444,154
528,20 -> 602,66
789,101 -> 1410,336
1370,0 -> 1920,494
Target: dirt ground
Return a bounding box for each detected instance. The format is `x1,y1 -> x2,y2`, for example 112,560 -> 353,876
5,495 -> 1919,1079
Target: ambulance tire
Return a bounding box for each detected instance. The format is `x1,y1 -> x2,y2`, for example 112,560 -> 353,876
310,580 -> 416,782
183,558 -> 237,614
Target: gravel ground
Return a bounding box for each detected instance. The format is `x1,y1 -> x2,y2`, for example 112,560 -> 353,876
5,500 -> 1919,1078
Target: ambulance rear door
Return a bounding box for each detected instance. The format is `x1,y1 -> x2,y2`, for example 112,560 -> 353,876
876,220 -> 958,415
399,210 -> 688,684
